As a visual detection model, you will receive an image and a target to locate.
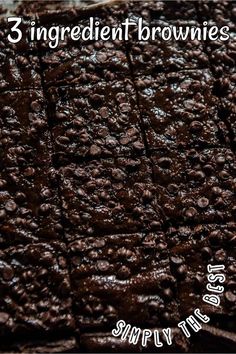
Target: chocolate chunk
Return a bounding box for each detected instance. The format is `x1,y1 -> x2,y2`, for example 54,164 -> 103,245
0,90 -> 51,168
0,165 -> 62,246
48,79 -> 145,163
69,232 -> 179,330
0,242 -> 74,338
59,157 -> 164,237
135,70 -> 229,150
151,148 -> 236,224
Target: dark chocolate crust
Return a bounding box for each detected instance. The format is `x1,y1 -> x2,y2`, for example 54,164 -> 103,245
0,0 -> 235,352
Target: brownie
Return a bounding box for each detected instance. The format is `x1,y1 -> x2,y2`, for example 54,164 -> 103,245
190,324 -> 236,353
197,0 -> 236,30
0,165 -> 62,246
59,157 -> 164,237
48,79 -> 145,163
206,32 -> 236,77
0,18 -> 41,91
0,90 -> 51,168
135,70 -> 230,150
0,336 -> 78,353
166,224 -> 236,318
128,23 -> 209,75
41,41 -> 129,88
80,327 -> 190,353
151,148 -> 236,224
0,242 -> 74,338
128,1 -> 198,22
69,232 -> 179,330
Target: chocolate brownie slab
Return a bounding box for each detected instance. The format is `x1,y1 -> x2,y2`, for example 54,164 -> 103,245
151,148 -> 236,224
69,232 -> 179,330
0,165 -> 62,246
48,79 -> 145,163
135,70 -> 230,150
0,90 -> 51,168
0,242 -> 74,338
59,157 -> 163,237
166,224 -> 236,318
80,327 -> 190,353
0,18 -> 41,91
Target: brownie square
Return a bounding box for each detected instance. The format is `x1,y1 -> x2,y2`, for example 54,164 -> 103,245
0,18 -> 41,91
0,242 -> 74,338
0,165 -> 62,246
59,157 -> 164,237
166,224 -> 236,318
41,41 -> 129,88
128,21 -> 209,75
151,148 -> 236,224
135,70 -> 230,150
48,79 -> 145,163
0,90 -> 51,168
69,232 -> 179,330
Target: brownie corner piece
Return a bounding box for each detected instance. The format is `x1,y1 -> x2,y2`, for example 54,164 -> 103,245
59,157 -> 164,237
49,79 -> 145,163
0,241 -> 75,339
0,89 -> 51,169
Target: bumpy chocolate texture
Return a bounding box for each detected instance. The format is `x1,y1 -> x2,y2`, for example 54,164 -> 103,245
151,148 -> 236,224
0,242 -> 74,338
0,90 -> 51,168
69,232 -> 179,330
0,18 -> 41,91
48,79 -> 145,163
166,224 -> 236,318
59,157 -> 163,237
0,0 -> 235,352
0,165 -> 62,246
135,69 -> 230,150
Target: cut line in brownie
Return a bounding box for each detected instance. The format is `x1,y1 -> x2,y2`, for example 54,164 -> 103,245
0,90 -> 51,169
69,232 -> 179,330
151,148 -> 236,224
48,79 -> 145,164
0,165 -> 63,247
0,242 -> 74,339
166,224 -> 236,319
135,69 -> 230,150
59,157 -> 164,237
80,327 -> 190,353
